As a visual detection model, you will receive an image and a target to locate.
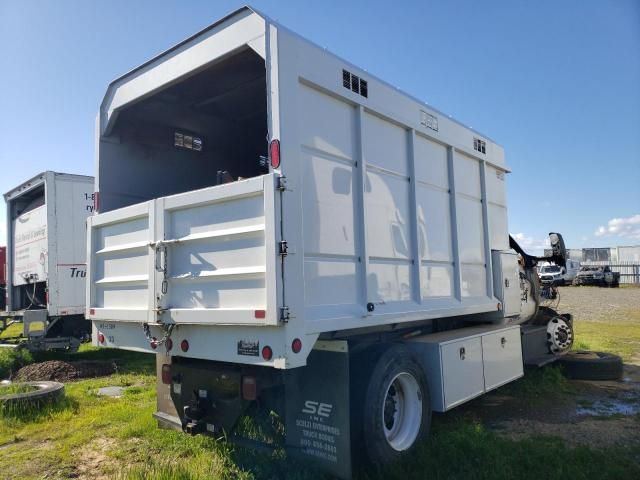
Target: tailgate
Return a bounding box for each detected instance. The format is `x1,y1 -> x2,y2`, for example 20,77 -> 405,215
87,175 -> 279,326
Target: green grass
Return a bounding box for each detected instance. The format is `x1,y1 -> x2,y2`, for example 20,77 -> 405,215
0,384 -> 38,395
366,421 -> 639,480
499,365 -> 572,402
0,322 -> 23,339
572,318 -> 640,360
1,346 -> 638,479
0,309 -> 639,478
0,348 -> 33,379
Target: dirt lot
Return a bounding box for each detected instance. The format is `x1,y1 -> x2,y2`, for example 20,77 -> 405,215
558,285 -> 640,323
452,285 -> 640,451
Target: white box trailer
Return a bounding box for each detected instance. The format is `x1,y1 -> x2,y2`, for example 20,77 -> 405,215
88,7 -> 573,478
4,171 -> 94,350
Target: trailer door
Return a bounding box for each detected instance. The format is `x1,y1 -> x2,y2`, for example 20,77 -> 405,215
88,174 -> 280,326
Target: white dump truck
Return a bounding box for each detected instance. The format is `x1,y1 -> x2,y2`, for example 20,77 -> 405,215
4,171 -> 94,350
87,6 -> 573,477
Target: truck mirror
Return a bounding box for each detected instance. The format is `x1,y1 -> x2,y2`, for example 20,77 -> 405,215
548,232 -> 567,267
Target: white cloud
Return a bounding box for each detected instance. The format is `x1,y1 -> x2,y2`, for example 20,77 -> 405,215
512,232 -> 550,253
594,214 -> 640,240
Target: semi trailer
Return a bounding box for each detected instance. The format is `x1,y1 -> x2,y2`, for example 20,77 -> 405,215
87,6 -> 574,478
4,171 -> 94,351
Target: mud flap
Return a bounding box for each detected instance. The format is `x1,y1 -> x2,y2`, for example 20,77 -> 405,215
285,340 -> 351,479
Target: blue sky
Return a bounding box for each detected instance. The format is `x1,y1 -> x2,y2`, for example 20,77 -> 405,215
1,0 -> 638,253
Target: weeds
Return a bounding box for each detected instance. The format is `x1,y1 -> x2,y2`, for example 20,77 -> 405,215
0,348 -> 33,379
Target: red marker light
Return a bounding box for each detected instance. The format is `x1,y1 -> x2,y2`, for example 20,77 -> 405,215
89,308 -> 95,315
180,339 -> 189,352
292,338 -> 302,354
254,309 -> 266,319
269,139 -> 281,169
161,364 -> 172,385
242,376 -> 257,401
262,345 -> 273,361
150,338 -> 158,350
98,333 -> 105,344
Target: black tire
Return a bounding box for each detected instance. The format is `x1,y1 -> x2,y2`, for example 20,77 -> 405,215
558,351 -> 623,380
0,381 -> 65,408
362,345 -> 431,466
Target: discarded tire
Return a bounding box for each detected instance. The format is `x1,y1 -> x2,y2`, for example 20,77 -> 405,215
0,381 -> 65,409
558,351 -> 623,381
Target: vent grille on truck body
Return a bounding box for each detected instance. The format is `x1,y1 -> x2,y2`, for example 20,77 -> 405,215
342,69 -> 368,98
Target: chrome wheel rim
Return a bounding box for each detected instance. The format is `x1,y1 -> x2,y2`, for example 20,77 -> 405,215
382,372 -> 422,451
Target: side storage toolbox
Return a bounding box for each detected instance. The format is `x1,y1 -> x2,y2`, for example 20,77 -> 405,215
481,327 -> 523,391
407,325 -> 523,412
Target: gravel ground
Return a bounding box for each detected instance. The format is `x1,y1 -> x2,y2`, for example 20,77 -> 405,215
554,285 -> 640,322
450,285 -> 640,449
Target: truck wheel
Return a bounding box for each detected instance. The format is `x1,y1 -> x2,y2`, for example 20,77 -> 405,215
547,316 -> 573,354
558,351 -> 623,380
362,345 -> 430,465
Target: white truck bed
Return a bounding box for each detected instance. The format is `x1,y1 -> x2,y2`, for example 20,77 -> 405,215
88,6 -> 511,368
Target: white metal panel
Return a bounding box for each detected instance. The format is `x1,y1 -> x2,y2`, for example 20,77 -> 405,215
364,170 -> 411,261
163,186 -> 268,321
91,208 -> 152,320
454,153 -> 481,198
456,196 -> 485,263
88,175 -> 278,326
101,10 -> 266,135
12,204 -> 48,285
492,251 -> 521,317
50,175 -> 94,316
416,186 -> 452,262
421,265 -> 454,298
297,83 -> 356,161
301,150 -> 356,257
441,337 -> 484,409
414,134 -> 448,189
481,327 -> 523,391
363,112 -> 408,175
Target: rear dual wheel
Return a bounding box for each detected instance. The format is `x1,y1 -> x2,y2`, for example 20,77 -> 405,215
362,346 -> 431,465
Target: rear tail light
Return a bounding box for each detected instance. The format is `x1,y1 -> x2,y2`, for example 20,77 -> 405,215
97,333 -> 105,344
269,139 -> 281,169
161,364 -> 172,385
165,338 -> 173,351
292,338 -> 302,354
261,345 -> 273,361
180,339 -> 189,352
150,339 -> 157,350
242,376 -> 257,400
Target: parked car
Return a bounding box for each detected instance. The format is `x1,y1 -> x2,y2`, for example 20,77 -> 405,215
573,265 -> 620,287
538,259 -> 580,285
